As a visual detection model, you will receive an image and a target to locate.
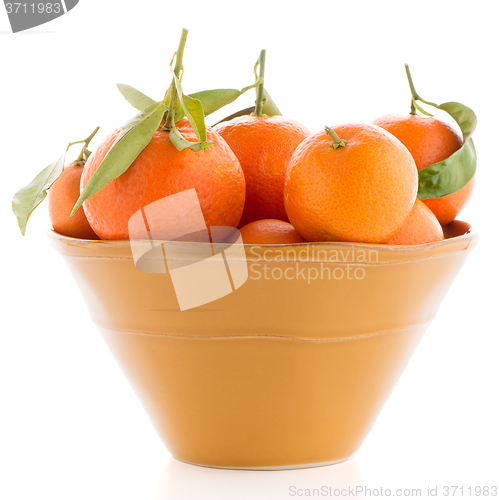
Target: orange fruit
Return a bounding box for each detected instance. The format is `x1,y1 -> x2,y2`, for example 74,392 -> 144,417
81,119 -> 246,240
48,163 -> 99,239
422,176 -> 475,226
239,219 -> 305,244
284,124 -> 418,244
386,199 -> 444,245
372,113 -> 474,225
213,115 -> 311,226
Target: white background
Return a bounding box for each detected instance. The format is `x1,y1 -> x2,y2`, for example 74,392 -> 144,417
1,1 -> 497,499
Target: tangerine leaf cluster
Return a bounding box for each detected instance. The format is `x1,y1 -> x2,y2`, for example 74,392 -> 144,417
417,101 -> 477,199
70,30 -> 279,213
169,66 -> 210,148
12,153 -> 66,235
214,52 -> 281,126
72,101 -> 166,215
12,127 -> 100,235
115,84 -> 156,112
117,83 -> 264,128
405,65 -> 477,200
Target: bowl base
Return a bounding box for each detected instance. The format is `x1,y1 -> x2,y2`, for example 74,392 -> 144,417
173,455 -> 354,471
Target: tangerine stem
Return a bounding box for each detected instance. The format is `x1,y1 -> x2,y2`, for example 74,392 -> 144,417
164,28 -> 189,131
410,98 -> 417,115
254,50 -> 266,117
405,63 -> 439,114
405,64 -> 420,103
173,29 -> 188,78
325,126 -> 346,149
75,126 -> 100,164
83,126 -> 100,146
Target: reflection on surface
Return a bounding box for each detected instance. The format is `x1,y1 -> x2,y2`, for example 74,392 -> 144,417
151,455 -> 367,500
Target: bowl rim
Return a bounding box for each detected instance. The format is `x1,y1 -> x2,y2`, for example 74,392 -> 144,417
48,222 -> 477,265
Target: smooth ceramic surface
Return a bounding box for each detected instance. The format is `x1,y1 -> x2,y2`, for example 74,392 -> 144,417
49,226 -> 476,469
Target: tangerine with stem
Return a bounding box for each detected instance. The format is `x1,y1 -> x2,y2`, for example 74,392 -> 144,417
373,65 -> 475,226
79,30 -> 246,240
214,50 -> 311,227
284,124 -> 418,244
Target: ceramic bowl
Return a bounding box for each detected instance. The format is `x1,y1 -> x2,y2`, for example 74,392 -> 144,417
49,222 -> 476,470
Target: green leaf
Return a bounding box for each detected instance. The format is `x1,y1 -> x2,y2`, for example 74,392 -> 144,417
189,89 -> 242,116
417,100 -> 477,199
168,125 -> 214,152
418,137 -> 476,199
209,91 -> 282,127
116,83 -> 156,111
12,153 -> 66,235
161,89 -> 183,123
72,101 -> 166,214
174,106 -> 185,124
413,100 -> 434,117
174,78 -> 265,123
173,89 -> 238,123
211,106 -> 256,127
185,79 -> 263,119
438,101 -> 476,143
262,89 -> 282,117
170,68 -> 207,143
209,85 -> 281,126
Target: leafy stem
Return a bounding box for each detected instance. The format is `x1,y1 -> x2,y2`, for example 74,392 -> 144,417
254,50 -> 266,117
71,101 -> 167,215
74,126 -> 100,164
212,52 -> 281,126
405,63 -> 438,116
12,125 -> 100,235
163,28 -> 188,131
403,64 -> 478,200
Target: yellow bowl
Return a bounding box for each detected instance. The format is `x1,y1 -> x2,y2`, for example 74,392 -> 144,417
49,224 -> 476,470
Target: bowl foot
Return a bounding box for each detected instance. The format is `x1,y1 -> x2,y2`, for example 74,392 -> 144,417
173,454 -> 354,471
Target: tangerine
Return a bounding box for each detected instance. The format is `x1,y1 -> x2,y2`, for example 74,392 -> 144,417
386,199 -> 443,245
284,124 -> 418,244
422,177 -> 475,226
213,115 -> 311,226
239,219 -> 305,245
48,163 -> 99,239
372,113 -> 474,225
80,119 -> 246,240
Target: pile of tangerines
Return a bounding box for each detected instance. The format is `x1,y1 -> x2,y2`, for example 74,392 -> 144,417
13,29 -> 476,247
